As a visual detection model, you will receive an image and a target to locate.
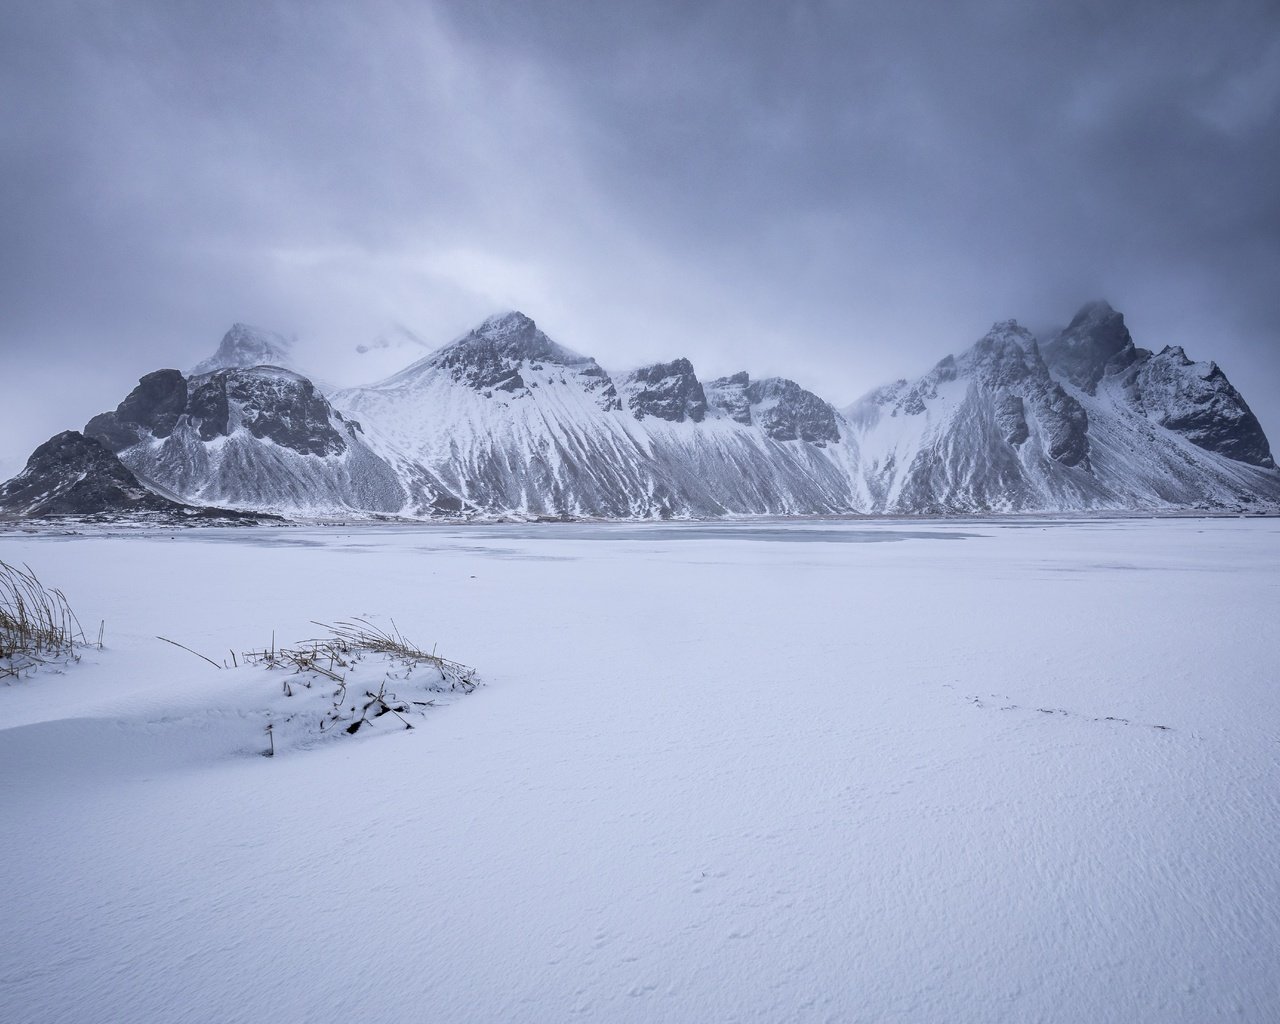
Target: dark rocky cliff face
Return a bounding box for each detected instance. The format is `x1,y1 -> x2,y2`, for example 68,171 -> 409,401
620,358 -> 708,422
958,324 -> 1091,468
745,377 -> 841,445
1041,301 -> 1143,394
196,371 -> 347,455
705,372 -> 753,425
705,373 -> 840,444
87,367 -> 350,457
85,369 -> 189,450
1130,347 -> 1274,469
1044,301 -> 1274,469
0,431 -> 182,516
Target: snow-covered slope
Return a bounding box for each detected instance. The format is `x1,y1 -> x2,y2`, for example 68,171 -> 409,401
334,312 -> 861,518
845,310 -> 1280,513
84,366 -> 406,515
847,322 -> 1101,512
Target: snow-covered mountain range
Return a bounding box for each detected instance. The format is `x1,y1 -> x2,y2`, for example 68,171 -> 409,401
846,307 -> 1277,513
331,313 -> 861,518
4,303 -> 1278,519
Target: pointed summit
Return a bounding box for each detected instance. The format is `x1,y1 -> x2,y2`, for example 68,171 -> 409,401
370,311 -> 621,410
1070,299 -> 1117,322
938,320 -> 1050,390
1043,301 -> 1141,393
474,310 -> 537,338
429,310 -> 586,368
192,323 -> 295,376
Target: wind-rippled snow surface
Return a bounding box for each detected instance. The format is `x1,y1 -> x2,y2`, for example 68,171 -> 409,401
2,518 -> 1278,1023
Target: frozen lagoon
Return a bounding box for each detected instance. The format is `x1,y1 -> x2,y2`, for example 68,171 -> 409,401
2,517 -> 1278,1022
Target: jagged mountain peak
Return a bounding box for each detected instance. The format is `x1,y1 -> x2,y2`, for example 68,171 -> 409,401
866,321 -> 1051,414
846,315 -> 1093,498
192,323 -> 295,376
1132,345 -> 1274,468
81,364 -> 407,515
955,321 -> 1047,384
631,356 -> 697,379
432,310 -> 589,367
88,366 -> 353,459
368,311 -> 621,411
1043,300 -> 1141,393
1069,298 -> 1119,324
476,309 -> 537,337
986,319 -> 1037,345
1041,304 -> 1273,469
704,372 -> 754,425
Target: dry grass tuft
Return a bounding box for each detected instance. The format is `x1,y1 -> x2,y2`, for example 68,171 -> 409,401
1,559 -> 97,679
243,617 -> 476,738
244,618 -> 475,686
155,616 -> 476,747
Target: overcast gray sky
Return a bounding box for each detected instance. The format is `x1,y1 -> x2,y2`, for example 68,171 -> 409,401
3,0 -> 1279,474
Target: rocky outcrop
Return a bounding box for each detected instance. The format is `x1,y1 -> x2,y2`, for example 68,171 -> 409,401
85,369 -> 189,450
746,377 -> 841,445
193,370 -> 347,455
90,367 -> 349,458
706,373 -> 840,444
704,372 -> 753,425
956,323 -> 1089,468
0,431 -> 186,516
1129,346 -> 1275,468
619,359 -> 708,422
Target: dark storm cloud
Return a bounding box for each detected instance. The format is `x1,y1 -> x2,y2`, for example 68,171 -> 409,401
2,0 -> 1279,472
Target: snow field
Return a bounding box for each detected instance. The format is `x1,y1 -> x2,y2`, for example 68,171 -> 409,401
1,517 -> 1277,1023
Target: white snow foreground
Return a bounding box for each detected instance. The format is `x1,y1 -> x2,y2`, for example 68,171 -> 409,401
1,518 -> 1278,1023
